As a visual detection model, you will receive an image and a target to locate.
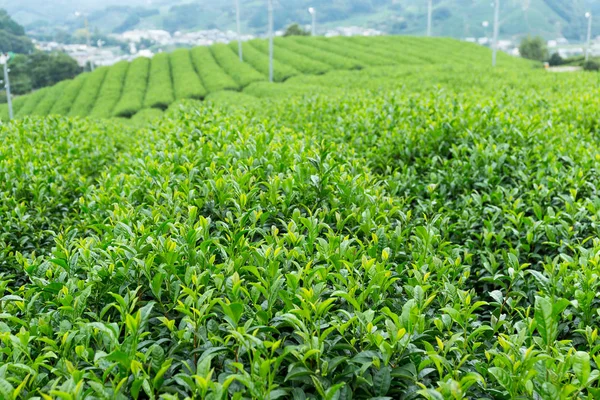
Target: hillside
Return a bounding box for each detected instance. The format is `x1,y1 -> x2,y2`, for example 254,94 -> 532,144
1,46 -> 600,398
1,35 -> 530,121
6,0 -> 600,41
0,9 -> 33,53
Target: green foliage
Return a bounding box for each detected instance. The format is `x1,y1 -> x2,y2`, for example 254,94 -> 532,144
49,73 -> 88,115
230,40 -> 300,82
170,49 -> 207,100
31,80 -> 71,116
0,9 -> 33,53
249,39 -> 331,75
3,64 -> 600,399
112,57 -> 150,118
297,36 -> 393,67
129,107 -> 163,125
519,36 -> 548,62
191,46 -> 241,92
143,53 -> 175,109
583,60 -> 600,71
9,52 -> 81,95
15,87 -> 49,118
210,43 -> 265,88
283,23 -> 311,37
68,67 -> 109,117
548,52 -> 564,66
8,36 -> 532,121
276,37 -> 363,70
89,61 -> 129,118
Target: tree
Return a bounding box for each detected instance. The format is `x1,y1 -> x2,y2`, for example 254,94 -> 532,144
548,52 -> 563,66
283,23 -> 310,37
8,54 -> 33,94
583,60 -> 600,71
8,51 -> 81,95
519,36 -> 548,61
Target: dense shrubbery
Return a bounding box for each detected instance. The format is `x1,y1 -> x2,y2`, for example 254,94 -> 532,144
229,42 -> 300,82
170,49 -> 207,100
2,65 -> 600,399
68,67 -> 109,117
583,60 -> 600,71
298,36 -> 393,67
230,40 -> 300,82
9,52 -> 81,95
15,87 -> 49,117
191,46 -> 241,92
30,80 -> 71,116
112,57 -> 150,118
90,61 -> 129,118
210,43 -> 265,88
3,36 -> 532,121
144,53 -> 175,109
249,39 -> 331,75
276,37 -> 363,70
49,73 -> 88,115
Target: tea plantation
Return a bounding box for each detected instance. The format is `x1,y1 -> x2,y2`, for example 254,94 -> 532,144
0,36 -> 526,121
3,36 -> 600,399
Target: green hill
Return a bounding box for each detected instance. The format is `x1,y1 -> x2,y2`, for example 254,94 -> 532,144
1,35 -> 530,121
0,8 -> 33,53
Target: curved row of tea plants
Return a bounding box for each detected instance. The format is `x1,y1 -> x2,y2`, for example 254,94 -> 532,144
0,36 -> 530,121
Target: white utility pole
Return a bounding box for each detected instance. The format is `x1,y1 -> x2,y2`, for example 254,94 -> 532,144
1,53 -> 12,120
308,7 -> 316,36
492,0 -> 500,67
268,0 -> 274,82
427,0 -> 432,36
586,12 -> 593,62
76,11 -> 94,71
235,0 -> 243,61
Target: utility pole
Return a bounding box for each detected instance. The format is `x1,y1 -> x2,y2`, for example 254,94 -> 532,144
586,12 -> 593,62
427,0 -> 432,37
235,0 -> 243,61
268,0 -> 274,82
1,53 -> 12,120
308,7 -> 316,36
492,0 -> 500,67
84,17 -> 94,72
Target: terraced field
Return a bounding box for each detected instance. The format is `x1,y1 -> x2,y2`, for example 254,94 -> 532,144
0,36 -> 528,121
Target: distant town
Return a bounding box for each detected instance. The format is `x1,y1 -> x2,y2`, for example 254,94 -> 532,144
33,26 -> 600,69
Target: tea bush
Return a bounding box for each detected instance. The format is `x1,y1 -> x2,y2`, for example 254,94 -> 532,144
49,73 -> 88,115
210,44 -> 266,89
69,67 -> 109,117
170,49 -> 207,100
144,53 -> 175,109
1,37 -> 530,121
31,80 -> 72,116
15,86 -> 49,118
90,61 -> 130,118
247,39 -> 332,75
2,64 -> 600,399
113,57 -> 151,118
191,46 -> 241,92
230,40 -> 300,82
307,37 -> 396,67
276,37 -> 363,70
